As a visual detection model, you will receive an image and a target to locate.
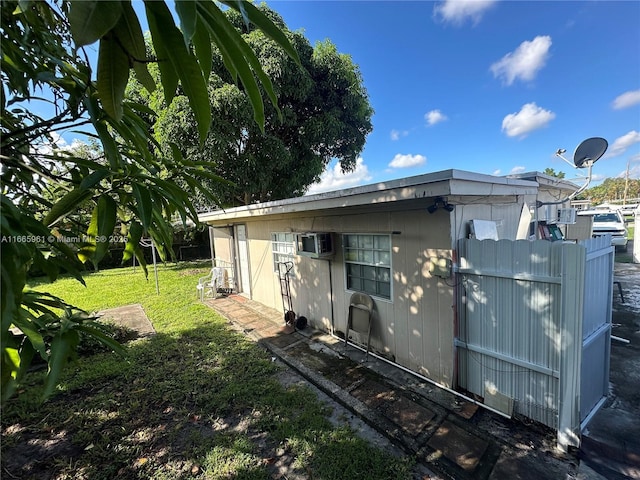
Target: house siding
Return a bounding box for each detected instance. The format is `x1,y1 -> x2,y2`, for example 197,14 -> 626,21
210,203 -> 460,386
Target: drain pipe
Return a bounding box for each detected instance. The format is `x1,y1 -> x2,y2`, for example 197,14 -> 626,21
326,258 -> 335,335
330,332 -> 512,420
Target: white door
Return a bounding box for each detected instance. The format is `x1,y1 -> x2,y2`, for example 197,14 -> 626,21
235,225 -> 251,297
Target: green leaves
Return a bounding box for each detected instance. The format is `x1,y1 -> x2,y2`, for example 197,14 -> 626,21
97,33 -> 130,121
77,195 -> 117,267
3,0 -> 301,405
43,188 -> 94,228
145,1 -> 211,143
69,0 -> 123,48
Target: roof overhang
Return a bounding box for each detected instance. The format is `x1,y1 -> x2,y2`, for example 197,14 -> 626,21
199,169 -> 539,224
506,171 -> 579,193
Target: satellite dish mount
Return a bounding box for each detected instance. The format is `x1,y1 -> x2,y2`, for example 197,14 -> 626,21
537,137 -> 607,207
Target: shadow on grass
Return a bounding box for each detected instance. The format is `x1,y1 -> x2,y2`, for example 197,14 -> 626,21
1,320 -> 411,480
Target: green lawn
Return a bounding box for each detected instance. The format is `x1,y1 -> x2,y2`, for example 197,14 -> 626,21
2,263 -> 413,479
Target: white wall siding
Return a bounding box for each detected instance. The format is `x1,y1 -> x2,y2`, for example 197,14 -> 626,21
213,204 -> 456,386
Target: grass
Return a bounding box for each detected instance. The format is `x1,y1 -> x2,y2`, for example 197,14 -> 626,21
2,262 -> 413,479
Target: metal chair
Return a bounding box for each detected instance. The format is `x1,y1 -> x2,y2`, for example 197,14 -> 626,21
344,292 -> 374,361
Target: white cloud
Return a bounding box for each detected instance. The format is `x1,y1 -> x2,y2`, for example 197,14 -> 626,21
434,0 -> 497,25
388,153 -> 427,169
305,157 -> 372,195
612,90 -> 640,110
31,132 -> 68,155
510,166 -> 526,174
390,129 -> 409,141
490,35 -> 552,86
425,110 -> 448,126
492,169 -> 502,176
605,130 -> 640,158
501,102 -> 555,138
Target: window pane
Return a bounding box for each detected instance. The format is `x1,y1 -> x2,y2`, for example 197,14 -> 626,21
346,235 -> 358,247
363,279 -> 376,294
374,236 -> 390,250
272,232 -> 295,274
374,251 -> 390,266
347,263 -> 361,276
359,250 -> 373,264
348,276 -> 362,291
359,235 -> 373,249
362,265 -> 376,280
343,234 -> 391,300
377,267 -> 390,282
378,282 -> 391,298
345,249 -> 358,262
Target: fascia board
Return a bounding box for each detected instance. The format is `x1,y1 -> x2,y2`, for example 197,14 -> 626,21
198,169 -> 538,223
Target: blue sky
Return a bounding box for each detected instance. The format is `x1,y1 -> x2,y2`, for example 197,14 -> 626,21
263,1 -> 640,194
43,1 -> 639,195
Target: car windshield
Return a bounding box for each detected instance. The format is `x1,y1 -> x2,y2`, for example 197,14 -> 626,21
594,213 -> 619,222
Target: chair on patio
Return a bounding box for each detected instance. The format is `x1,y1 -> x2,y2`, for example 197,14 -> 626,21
344,292 -> 374,362
196,266 -> 230,301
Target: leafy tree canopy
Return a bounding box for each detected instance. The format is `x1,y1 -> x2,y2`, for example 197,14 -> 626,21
578,177 -> 640,204
131,4 -> 374,207
1,0 -> 296,402
543,167 -> 565,179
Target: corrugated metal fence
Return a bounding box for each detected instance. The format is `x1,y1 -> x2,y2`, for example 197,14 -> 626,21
456,237 -> 612,449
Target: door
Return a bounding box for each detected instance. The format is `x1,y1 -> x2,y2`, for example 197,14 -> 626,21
235,224 -> 251,297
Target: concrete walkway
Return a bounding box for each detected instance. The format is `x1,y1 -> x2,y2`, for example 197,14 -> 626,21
205,294 -> 611,480
97,304 -> 156,338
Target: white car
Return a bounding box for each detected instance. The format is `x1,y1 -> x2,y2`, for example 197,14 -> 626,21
578,209 -> 628,250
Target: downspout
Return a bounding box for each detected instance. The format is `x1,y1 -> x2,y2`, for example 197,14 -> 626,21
327,258 -> 335,334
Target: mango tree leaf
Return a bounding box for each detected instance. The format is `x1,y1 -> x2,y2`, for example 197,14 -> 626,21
145,1 -> 211,143
43,330 -> 79,400
97,33 -> 130,121
132,184 -> 152,231
85,94 -> 120,169
76,324 -> 128,357
122,220 -> 143,263
197,2 -> 265,130
221,0 -> 300,65
80,169 -> 111,190
144,1 -> 179,106
69,0 -> 123,48
78,195 -> 117,266
1,346 -> 20,403
43,188 -> 93,228
175,0 -> 197,42
114,2 -> 156,94
192,17 -> 212,79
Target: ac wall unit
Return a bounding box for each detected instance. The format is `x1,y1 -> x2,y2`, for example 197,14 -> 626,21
296,233 -> 334,258
556,208 -> 577,224
538,205 -> 557,223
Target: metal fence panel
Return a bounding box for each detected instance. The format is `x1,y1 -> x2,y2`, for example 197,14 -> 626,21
579,236 -> 613,426
457,237 -> 612,448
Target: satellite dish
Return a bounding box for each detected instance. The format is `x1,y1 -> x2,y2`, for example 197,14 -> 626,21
538,136 -> 608,207
573,137 -> 608,168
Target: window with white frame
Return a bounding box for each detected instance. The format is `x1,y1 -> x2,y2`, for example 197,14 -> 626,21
343,234 -> 391,300
271,232 -> 295,272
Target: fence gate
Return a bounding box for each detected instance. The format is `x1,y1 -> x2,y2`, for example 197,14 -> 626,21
456,237 -> 611,449
579,236 -> 613,427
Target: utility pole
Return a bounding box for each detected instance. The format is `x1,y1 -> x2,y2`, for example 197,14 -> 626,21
623,158 -> 630,205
